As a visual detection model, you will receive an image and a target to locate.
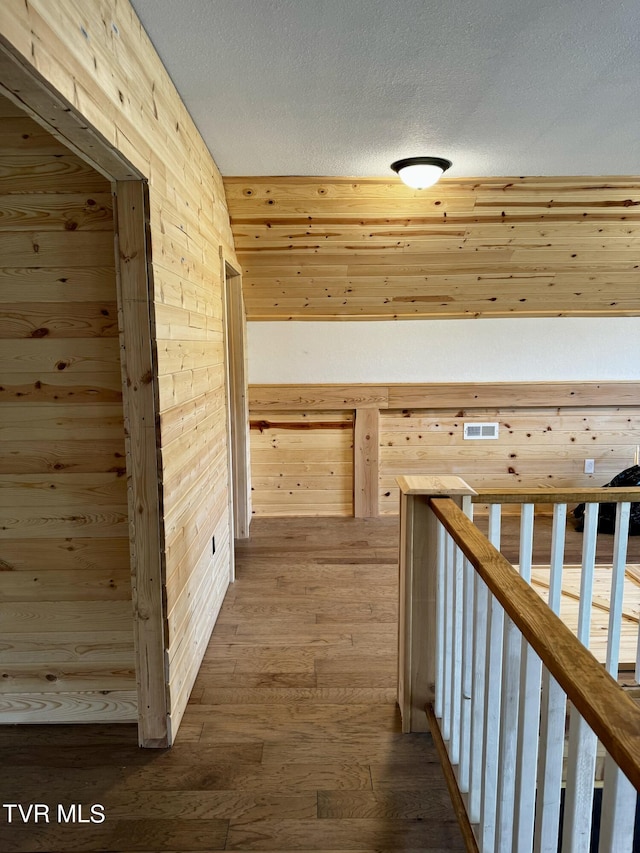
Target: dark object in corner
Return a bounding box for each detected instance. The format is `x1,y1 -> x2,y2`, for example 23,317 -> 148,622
573,465 -> 640,535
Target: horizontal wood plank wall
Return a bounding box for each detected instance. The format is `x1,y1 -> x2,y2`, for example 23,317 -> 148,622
0,1 -> 240,742
248,383 -> 640,518
250,413 -> 354,516
224,176 -> 640,320
379,406 -> 640,515
0,97 -> 136,723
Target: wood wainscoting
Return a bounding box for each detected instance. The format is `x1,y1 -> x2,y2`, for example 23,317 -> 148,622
250,412 -> 354,517
249,382 -> 640,518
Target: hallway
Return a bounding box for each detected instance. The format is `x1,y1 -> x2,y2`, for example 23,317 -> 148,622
0,517 -> 463,852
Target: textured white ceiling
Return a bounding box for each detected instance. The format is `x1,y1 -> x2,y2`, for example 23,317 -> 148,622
129,0 -> 640,177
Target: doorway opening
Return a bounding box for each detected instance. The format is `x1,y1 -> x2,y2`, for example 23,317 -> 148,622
222,261 -> 251,564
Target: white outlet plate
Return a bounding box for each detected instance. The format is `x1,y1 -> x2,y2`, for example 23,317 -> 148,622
584,459 -> 595,474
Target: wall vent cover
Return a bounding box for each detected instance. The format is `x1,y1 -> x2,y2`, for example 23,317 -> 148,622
464,422 -> 499,440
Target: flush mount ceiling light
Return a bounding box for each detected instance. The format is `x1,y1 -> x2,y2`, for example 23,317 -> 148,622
390,156 -> 453,189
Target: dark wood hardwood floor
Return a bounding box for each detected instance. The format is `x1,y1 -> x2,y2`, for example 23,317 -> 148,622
0,516 -> 464,853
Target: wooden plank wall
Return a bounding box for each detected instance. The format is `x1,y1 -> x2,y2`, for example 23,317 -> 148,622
0,0 -> 239,741
248,383 -> 640,518
224,176 -> 640,319
0,96 -> 136,722
379,406 -> 640,515
250,412 -> 354,516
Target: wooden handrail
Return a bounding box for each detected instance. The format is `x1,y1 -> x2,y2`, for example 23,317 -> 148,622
472,487 -> 640,505
429,496 -> 640,791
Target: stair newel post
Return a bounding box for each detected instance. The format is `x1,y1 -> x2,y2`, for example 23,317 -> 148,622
397,476 -> 477,733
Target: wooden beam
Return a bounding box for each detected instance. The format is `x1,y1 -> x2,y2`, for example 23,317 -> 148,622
354,408 -> 379,518
249,383 -> 388,411
386,382 -> 640,410
473,487 -> 640,504
114,181 -> 168,748
0,41 -> 140,181
250,381 -> 640,412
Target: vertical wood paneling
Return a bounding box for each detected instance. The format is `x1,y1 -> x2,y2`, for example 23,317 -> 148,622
0,100 -> 136,723
0,0 -> 240,742
354,407 -> 379,518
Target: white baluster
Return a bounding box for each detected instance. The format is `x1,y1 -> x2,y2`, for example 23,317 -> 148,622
495,504 -> 532,851
548,503 -> 567,614
562,502 -> 599,851
599,503 -> 635,853
434,521 -> 446,719
535,674 -> 567,853
469,573 -> 487,824
488,503 -> 501,549
449,541 -> 464,766
513,505 -> 542,850
481,503 -> 504,851
535,503 -> 568,852
459,497 -> 474,793
598,755 -> 637,852
606,502 -> 631,676
518,503 -> 535,584
496,611 -> 521,851
442,531 -> 454,743
577,502 -> 598,646
459,558 -> 474,792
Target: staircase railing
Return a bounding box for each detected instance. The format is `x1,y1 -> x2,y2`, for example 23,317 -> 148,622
397,475 -> 640,852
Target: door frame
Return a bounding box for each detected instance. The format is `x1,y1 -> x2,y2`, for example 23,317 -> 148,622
0,46 -> 168,746
222,257 -> 252,548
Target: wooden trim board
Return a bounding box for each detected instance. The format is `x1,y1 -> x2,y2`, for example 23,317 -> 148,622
223,259 -> 251,540
354,408 -> 379,518
250,382 -> 640,412
114,182 -> 168,747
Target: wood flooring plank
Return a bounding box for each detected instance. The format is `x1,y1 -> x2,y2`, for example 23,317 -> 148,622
0,517 -> 464,853
106,791 -> 317,820
370,762 -> 452,790
0,742 -> 262,768
188,704 -> 399,726
225,818 -> 465,850
197,687 -> 396,705
108,819 -> 229,852
116,762 -> 373,793
261,733 -> 443,765
314,654 -> 398,674
192,672 -> 319,690
217,599 -> 398,623
317,789 -> 453,819
315,672 -> 397,689
223,627 -> 354,644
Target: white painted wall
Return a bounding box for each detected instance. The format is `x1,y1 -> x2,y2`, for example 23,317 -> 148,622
248,318 -> 640,383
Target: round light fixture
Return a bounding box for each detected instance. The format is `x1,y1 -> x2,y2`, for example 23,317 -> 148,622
390,156 -> 452,189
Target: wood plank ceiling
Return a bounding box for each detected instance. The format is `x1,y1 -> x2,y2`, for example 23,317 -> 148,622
224,176 -> 640,320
